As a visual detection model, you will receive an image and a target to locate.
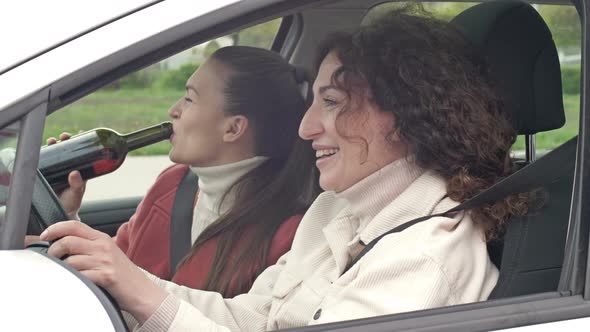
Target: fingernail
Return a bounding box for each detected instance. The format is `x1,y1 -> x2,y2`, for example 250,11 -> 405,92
40,230 -> 48,240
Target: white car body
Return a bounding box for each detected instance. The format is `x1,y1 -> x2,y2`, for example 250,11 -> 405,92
0,0 -> 588,331
0,250 -> 116,331
0,0 -> 240,110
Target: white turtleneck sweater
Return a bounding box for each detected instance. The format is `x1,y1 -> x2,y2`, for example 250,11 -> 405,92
189,156 -> 267,244
133,157 -> 499,332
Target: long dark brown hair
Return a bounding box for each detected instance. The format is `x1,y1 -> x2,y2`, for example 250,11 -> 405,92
315,6 -> 534,240
179,46 -> 319,296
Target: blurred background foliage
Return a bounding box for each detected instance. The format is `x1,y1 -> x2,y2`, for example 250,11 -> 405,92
47,4 -> 580,155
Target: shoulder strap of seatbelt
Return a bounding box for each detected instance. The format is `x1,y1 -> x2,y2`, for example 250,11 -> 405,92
342,136 -> 578,274
169,168 -> 199,278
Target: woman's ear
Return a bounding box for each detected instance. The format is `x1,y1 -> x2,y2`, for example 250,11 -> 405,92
222,115 -> 250,143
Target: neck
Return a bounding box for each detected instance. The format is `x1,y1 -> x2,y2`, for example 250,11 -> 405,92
190,156 -> 269,244
196,149 -> 257,168
335,156 -> 424,228
191,156 -> 269,211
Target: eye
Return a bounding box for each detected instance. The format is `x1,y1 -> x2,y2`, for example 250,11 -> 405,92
322,97 -> 337,107
184,97 -> 193,103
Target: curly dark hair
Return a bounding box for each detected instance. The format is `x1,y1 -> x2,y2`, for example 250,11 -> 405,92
316,6 -> 533,240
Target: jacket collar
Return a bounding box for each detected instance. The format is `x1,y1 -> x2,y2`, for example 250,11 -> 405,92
319,170 -> 454,274
334,156 -> 424,232
355,170 -> 452,245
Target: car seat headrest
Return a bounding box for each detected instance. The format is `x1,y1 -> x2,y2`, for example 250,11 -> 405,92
451,0 -> 565,134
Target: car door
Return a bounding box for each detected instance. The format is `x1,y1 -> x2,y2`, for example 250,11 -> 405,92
2,0 -> 588,330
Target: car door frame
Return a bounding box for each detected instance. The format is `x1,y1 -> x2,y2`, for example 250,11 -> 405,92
0,88 -> 49,250
2,0 -> 588,329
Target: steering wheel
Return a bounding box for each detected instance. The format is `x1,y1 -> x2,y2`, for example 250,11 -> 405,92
26,169 -> 129,332
0,147 -> 63,233
28,168 -> 70,231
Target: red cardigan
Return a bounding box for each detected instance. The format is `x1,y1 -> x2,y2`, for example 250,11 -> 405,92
114,164 -> 302,297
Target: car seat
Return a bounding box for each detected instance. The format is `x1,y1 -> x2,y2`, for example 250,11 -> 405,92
452,0 -> 575,298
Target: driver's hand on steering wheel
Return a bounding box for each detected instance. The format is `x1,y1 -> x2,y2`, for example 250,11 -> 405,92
40,220 -> 169,324
46,132 -> 86,220
24,235 -> 41,247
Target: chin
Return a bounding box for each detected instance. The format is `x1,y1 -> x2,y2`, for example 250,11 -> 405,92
319,176 -> 338,192
322,175 -> 358,193
168,151 -> 181,164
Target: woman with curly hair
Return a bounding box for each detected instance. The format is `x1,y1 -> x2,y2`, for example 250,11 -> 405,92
41,8 -> 531,331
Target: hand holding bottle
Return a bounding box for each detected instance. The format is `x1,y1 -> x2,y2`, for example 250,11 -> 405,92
46,132 -> 86,220
39,122 -> 172,216
39,122 -> 172,191
24,132 -> 86,246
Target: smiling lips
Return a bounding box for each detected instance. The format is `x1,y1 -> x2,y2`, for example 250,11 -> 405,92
315,148 -> 339,168
316,148 -> 339,158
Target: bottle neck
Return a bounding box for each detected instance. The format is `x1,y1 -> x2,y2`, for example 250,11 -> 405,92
124,122 -> 173,151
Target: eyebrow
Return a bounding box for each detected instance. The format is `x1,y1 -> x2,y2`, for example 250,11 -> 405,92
186,85 -> 198,95
318,84 -> 339,94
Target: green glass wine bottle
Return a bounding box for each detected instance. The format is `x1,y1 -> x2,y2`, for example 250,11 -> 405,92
38,122 -> 172,191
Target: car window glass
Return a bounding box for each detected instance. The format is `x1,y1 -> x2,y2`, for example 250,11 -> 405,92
530,4 -> 580,154
0,121 -> 21,224
363,2 -> 581,155
43,19 -> 281,202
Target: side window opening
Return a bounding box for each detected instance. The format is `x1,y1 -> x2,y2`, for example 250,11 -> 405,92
363,2 -> 581,158
529,4 -> 581,156
43,19 -> 282,202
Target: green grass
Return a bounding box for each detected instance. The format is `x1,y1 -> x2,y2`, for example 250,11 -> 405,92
45,88 -> 581,156
44,89 -> 184,156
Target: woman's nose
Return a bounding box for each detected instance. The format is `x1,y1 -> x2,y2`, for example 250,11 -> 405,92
168,100 -> 181,119
299,103 -> 322,140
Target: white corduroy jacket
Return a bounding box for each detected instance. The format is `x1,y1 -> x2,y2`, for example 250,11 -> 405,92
131,160 -> 499,332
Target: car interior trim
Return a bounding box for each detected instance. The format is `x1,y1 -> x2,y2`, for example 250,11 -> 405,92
277,13 -> 305,60
0,90 -> 48,249
271,15 -> 294,52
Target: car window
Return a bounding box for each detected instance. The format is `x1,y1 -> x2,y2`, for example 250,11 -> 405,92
0,121 -> 21,225
43,18 -> 282,202
363,2 -> 581,156
531,4 -> 580,153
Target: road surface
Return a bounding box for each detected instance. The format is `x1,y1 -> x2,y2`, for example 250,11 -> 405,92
83,155 -> 174,202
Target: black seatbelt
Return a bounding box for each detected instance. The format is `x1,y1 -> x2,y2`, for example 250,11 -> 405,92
343,136 -> 578,274
169,168 -> 199,278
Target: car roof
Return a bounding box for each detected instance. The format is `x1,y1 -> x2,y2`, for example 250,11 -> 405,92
0,0 -> 157,74
0,0 -> 242,111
